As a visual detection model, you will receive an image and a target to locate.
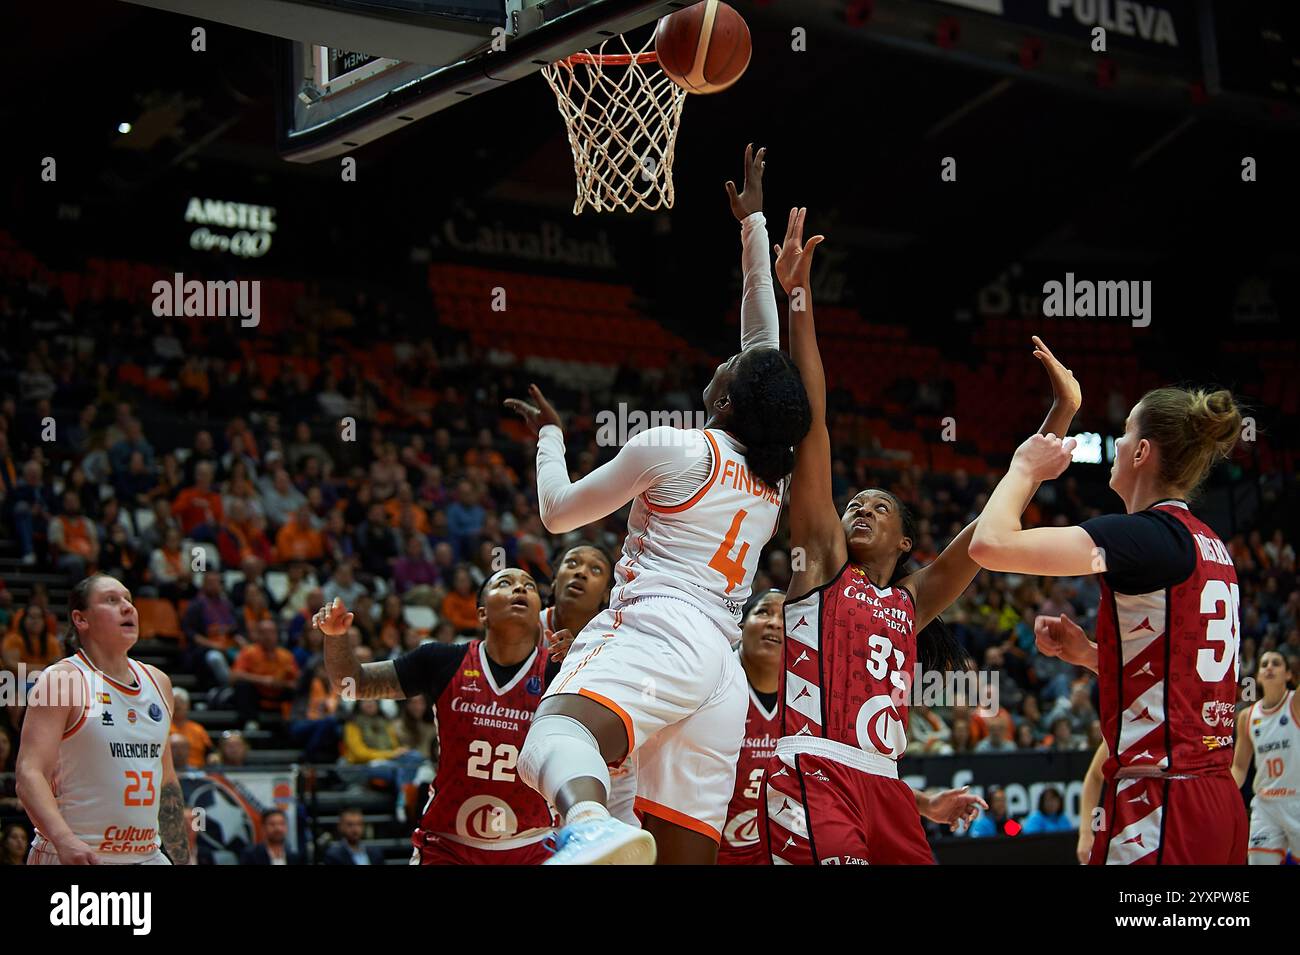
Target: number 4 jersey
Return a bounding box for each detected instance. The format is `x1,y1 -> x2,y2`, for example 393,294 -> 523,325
416,639 -> 556,850
1089,501 -> 1240,777
612,428 -> 786,643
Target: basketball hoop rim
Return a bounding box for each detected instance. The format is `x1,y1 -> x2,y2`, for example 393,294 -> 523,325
554,50 -> 659,67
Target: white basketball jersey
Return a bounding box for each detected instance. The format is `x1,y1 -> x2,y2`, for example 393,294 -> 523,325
43,651 -> 172,858
611,429 -> 784,642
1250,691 -> 1299,802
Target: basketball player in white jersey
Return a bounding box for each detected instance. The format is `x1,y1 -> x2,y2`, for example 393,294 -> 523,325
1232,650 -> 1300,864
506,145 -> 811,864
17,574 -> 188,864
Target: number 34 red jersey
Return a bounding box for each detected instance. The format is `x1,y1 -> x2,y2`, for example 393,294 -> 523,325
419,640 -> 556,847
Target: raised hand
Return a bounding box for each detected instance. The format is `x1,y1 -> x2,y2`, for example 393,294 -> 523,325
503,384 -> 563,437
1010,432 -> 1076,483
1032,336 -> 1081,413
312,597 -> 354,638
725,143 -> 766,222
773,206 -> 824,297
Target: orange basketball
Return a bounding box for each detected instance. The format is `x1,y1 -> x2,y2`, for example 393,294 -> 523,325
654,1 -> 751,95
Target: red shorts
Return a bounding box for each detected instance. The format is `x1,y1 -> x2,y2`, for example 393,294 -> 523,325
716,838 -> 767,866
1090,774 -> 1247,865
412,831 -> 551,866
759,753 -> 933,865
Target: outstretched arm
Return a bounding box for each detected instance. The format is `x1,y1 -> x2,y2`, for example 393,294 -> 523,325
726,144 -> 779,352
317,598 -> 407,700
907,338 -> 1083,628
505,385 -> 706,534
774,208 -> 840,593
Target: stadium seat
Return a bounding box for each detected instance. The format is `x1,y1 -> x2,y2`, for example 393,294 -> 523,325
402,605 -> 436,635
264,571 -> 290,605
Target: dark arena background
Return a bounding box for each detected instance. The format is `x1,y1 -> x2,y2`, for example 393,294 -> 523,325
0,0 -> 1297,916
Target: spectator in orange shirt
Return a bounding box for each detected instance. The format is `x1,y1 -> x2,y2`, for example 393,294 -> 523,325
147,526 -> 190,601
289,662 -> 341,762
239,584 -> 274,640
231,618 -> 300,726
275,504 -> 325,563
439,565 -> 480,635
170,687 -> 213,768
1,605 -> 62,674
383,483 -> 430,535
172,461 -> 224,535
48,491 -> 99,577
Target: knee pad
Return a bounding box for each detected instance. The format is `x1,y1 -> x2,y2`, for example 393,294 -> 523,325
519,714 -> 610,803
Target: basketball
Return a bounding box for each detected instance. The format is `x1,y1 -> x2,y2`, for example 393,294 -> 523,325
655,0 -> 751,95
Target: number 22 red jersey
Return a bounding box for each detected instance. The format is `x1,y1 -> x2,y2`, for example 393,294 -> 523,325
780,562 -> 916,761
1095,502 -> 1240,778
418,639 -> 556,848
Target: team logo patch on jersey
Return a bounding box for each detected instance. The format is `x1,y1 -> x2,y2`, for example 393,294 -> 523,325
525,676 -> 542,696
101,711 -> 114,726
148,703 -> 164,722
455,795 -> 519,841
723,809 -> 761,848
463,669 -> 481,678
462,680 -> 481,693
1202,701 -> 1234,728
856,694 -> 907,758
126,709 -> 138,724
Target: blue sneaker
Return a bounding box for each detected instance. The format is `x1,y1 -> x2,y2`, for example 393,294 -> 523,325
543,817 -> 656,865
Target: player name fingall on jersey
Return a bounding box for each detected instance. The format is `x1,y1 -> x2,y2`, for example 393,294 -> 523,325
49,652 -> 171,856
781,563 -> 916,758
419,639 -> 555,848
1096,503 -> 1240,780
614,429 -> 785,640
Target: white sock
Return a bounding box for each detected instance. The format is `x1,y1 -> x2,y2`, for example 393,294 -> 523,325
565,800 -> 610,827
518,714 -> 612,810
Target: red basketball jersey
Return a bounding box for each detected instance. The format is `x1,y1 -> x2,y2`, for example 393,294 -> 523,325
1096,502 -> 1240,778
718,684 -> 779,864
781,562 -> 916,759
418,639 -> 556,846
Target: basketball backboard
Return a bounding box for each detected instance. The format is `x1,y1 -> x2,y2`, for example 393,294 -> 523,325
123,0 -> 685,161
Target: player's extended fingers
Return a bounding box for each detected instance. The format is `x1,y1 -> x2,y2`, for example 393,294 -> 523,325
803,234 -> 825,259
724,180 -> 738,202
785,206 -> 798,244
503,399 -> 539,418
743,142 -> 753,174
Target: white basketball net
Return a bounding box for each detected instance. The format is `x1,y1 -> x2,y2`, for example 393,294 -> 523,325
542,33 -> 687,214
